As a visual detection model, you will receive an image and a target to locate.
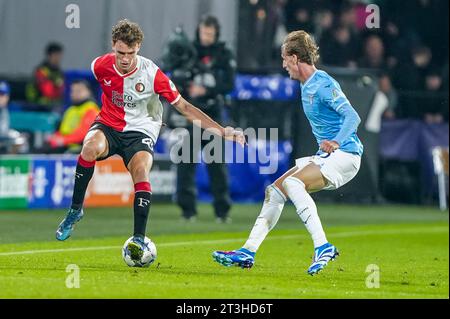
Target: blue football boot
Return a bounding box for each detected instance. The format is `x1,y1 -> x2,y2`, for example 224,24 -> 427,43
212,248 -> 255,268
126,236 -> 147,262
307,243 -> 339,275
56,208 -> 84,241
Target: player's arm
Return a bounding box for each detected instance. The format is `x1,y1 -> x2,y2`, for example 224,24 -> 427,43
320,82 -> 361,153
154,68 -> 245,146
173,96 -> 245,146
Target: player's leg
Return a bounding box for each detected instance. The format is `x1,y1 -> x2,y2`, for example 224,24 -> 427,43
282,163 -> 328,248
56,129 -> 109,241
125,150 -> 153,261
241,166 -> 298,252
282,161 -> 340,275
127,151 -> 153,239
71,129 -> 109,209
212,167 -> 297,268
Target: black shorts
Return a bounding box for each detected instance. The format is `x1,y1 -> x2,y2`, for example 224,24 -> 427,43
89,122 -> 154,167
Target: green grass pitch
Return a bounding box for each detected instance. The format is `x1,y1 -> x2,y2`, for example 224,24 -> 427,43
0,203 -> 448,298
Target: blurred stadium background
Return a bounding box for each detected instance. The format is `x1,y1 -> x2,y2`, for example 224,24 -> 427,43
0,0 -> 448,299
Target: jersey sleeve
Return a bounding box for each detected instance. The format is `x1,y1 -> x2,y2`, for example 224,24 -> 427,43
91,56 -> 101,80
319,81 -> 352,113
319,81 -> 361,145
153,68 -> 181,104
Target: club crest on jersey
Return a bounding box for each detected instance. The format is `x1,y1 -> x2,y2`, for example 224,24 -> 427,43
135,82 -> 145,93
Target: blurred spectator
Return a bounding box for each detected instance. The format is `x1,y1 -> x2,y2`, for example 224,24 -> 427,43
379,73 -> 398,119
43,80 -> 99,153
366,72 -> 399,133
401,0 -> 447,65
391,46 -> 440,119
237,0 -> 448,123
0,81 -> 28,154
440,61 -> 449,122
338,2 -> 357,31
313,9 -> 334,43
391,46 -> 433,91
358,34 -> 387,70
26,42 -> 64,111
271,0 -> 289,61
285,1 -> 314,34
238,0 -> 282,69
379,20 -> 406,69
320,24 -> 358,68
163,15 -> 235,223
423,68 -> 445,124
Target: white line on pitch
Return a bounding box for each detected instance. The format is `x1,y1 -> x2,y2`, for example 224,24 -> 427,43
0,226 -> 447,257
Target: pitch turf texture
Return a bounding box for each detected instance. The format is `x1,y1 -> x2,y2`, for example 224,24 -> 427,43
0,204 -> 448,299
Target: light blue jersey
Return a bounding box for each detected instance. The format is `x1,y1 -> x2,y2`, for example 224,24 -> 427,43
301,70 -> 363,156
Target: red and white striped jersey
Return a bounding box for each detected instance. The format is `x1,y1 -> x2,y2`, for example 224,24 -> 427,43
91,53 -> 180,142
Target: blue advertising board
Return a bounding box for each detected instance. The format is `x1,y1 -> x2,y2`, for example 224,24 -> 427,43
29,156 -> 78,209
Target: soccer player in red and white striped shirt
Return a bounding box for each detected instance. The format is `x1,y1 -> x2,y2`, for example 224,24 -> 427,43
56,20 -> 245,258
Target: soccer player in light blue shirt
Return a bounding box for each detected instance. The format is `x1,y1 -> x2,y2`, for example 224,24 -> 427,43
213,30 -> 363,275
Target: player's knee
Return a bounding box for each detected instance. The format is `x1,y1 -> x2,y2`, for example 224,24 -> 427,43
264,184 -> 286,205
282,177 -> 306,194
130,165 -> 149,182
258,185 -> 286,230
81,141 -> 103,162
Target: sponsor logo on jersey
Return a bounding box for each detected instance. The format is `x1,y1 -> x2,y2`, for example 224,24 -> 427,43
135,82 -> 145,93
112,90 -> 123,107
169,80 -> 177,92
112,91 -> 137,108
332,89 -> 346,102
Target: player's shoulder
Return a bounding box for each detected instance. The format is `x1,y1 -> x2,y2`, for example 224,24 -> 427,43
138,55 -> 159,73
92,53 -> 115,68
315,70 -> 334,84
91,53 -> 115,79
315,70 -> 341,92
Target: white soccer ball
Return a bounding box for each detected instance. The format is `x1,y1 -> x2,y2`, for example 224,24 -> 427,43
122,236 -> 157,267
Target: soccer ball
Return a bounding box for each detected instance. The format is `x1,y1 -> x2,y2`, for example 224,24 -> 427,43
122,236 -> 157,267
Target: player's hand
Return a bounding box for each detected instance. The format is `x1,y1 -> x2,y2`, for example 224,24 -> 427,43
320,140 -> 339,154
224,126 -> 246,147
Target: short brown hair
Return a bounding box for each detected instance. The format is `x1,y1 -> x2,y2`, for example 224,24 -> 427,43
282,30 -> 320,65
112,19 -> 144,47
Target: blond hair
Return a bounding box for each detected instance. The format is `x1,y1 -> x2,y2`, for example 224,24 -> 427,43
282,30 -> 320,65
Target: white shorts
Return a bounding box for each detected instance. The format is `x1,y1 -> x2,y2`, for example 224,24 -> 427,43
295,149 -> 361,190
